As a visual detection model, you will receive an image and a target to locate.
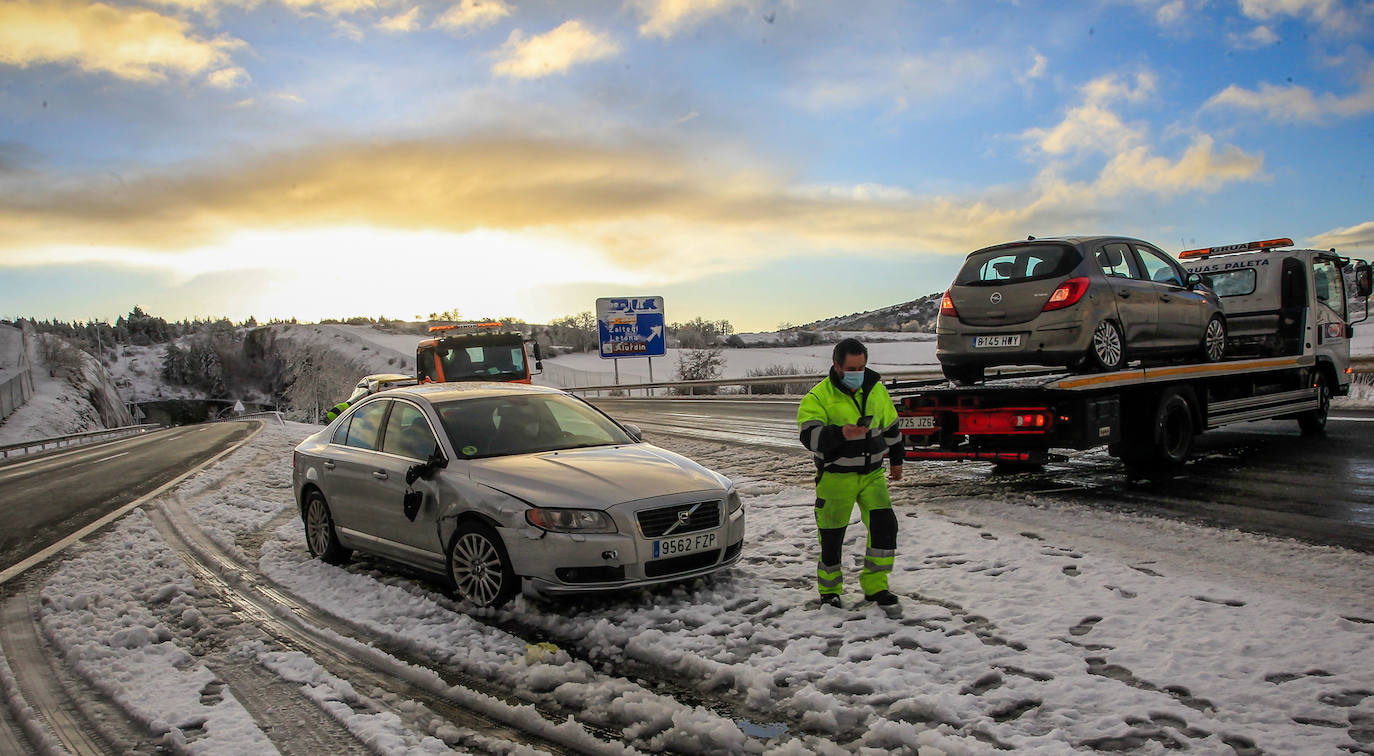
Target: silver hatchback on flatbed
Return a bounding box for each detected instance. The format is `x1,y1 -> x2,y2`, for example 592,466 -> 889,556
936,236 -> 1226,384
292,382 -> 745,607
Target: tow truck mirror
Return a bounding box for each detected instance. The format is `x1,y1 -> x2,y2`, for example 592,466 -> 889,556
532,342 -> 544,371
1356,262 -> 1373,298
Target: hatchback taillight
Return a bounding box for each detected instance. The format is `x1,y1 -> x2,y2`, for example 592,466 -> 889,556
940,291 -> 957,317
1042,277 -> 1090,312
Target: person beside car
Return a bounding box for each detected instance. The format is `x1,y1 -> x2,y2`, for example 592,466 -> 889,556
797,338 -> 903,610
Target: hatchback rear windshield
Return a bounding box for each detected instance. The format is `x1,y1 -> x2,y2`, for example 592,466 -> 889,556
954,244 -> 1082,287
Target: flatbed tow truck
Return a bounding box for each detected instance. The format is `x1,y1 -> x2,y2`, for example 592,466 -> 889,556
891,238 -> 1373,473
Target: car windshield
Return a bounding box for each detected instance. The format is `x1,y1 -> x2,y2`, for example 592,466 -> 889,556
435,394 -> 634,459
955,244 -> 1082,287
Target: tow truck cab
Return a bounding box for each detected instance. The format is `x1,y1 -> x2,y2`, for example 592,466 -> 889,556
894,237 -> 1373,472
1179,237 -> 1372,396
416,322 -> 544,385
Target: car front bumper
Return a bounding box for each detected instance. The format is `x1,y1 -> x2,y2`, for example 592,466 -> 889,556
498,500 -> 746,594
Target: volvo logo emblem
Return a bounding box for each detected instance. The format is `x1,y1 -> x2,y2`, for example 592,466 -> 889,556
990,292 -> 1003,304
677,510 -> 692,525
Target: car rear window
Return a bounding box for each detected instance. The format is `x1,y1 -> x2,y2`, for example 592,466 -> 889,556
955,244 -> 1081,286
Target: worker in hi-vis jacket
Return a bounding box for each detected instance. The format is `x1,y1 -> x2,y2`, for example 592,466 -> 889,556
797,338 -> 903,610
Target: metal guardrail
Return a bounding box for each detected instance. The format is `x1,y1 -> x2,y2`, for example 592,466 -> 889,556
225,411 -> 286,426
566,359 -> 1374,397
0,424 -> 163,461
562,369 -> 945,396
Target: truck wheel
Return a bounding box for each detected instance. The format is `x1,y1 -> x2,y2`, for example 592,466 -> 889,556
1087,320 -> 1126,372
1199,316 -> 1227,363
448,522 -> 520,608
1120,390 -> 1195,474
941,364 -> 984,385
1297,370 -> 1331,434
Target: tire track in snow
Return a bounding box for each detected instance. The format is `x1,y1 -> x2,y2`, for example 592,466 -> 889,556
147,500 -> 627,756
0,577 -> 163,755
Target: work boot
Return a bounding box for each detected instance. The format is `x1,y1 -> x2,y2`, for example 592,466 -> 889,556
863,590 -> 900,607
818,594 -> 842,608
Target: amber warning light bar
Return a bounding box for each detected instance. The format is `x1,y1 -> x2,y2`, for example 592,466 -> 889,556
1179,237 -> 1293,259
428,321 -> 503,333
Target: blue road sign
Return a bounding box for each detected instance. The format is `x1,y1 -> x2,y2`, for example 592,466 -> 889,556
596,297 -> 666,359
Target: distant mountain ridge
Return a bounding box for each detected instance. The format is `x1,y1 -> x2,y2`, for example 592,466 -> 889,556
799,292 -> 943,333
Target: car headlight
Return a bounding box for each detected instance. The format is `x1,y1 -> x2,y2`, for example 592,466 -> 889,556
727,490 -> 743,515
524,508 -> 617,534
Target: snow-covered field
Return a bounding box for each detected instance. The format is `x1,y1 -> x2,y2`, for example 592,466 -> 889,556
12,421 -> 1374,754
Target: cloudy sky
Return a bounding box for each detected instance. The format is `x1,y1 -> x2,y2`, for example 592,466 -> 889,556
1,0 -> 1372,330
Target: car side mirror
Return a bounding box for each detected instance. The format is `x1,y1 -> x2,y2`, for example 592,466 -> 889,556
1356,262 -> 1373,298
405,451 -> 448,486
1186,272 -> 1207,290
622,423 -> 643,441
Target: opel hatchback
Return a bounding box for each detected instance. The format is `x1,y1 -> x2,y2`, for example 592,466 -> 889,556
292,382 -> 745,607
936,236 -> 1226,384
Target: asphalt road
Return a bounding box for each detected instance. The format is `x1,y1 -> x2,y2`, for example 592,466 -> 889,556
0,422 -> 257,571
591,397 -> 1374,552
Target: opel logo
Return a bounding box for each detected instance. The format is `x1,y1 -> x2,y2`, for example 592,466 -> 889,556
990,292 -> 1003,304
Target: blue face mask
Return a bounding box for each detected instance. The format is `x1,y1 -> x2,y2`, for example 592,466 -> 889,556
841,370 -> 864,390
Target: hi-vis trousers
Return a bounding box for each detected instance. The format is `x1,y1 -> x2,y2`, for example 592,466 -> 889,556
814,468 -> 897,596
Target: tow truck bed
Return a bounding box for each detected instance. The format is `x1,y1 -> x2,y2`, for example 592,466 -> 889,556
889,355 -> 1323,467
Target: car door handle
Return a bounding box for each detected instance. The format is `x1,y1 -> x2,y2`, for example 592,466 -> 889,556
1118,291 -> 1131,298
323,461 -> 335,470
1160,295 -> 1172,302
372,470 -> 389,480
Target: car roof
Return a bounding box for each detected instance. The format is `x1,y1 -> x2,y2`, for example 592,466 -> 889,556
376,382 -> 565,403
968,235 -> 1158,257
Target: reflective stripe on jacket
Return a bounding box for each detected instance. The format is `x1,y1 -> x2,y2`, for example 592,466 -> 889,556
796,368 -> 903,475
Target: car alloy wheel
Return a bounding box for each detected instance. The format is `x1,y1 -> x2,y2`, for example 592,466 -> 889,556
448,525 -> 518,608
303,491 -> 350,564
1091,320 -> 1124,371
1203,317 -> 1226,362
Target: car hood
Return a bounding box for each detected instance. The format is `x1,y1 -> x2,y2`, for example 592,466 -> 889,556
467,444 -> 725,509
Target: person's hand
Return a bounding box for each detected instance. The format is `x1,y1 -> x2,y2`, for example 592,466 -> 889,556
841,424 -> 867,440
889,465 -> 903,482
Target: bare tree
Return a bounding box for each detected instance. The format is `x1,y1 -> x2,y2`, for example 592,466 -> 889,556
280,342 -> 369,423
676,347 -> 725,395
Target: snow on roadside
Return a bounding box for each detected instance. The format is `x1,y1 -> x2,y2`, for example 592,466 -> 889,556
199,424 -> 1374,752
16,419 -> 1374,754
37,508 -> 280,754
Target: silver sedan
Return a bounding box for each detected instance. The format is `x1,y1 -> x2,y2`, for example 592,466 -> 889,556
292,382 -> 745,607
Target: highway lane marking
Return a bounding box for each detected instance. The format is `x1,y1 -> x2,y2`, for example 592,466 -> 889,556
90,452 -> 130,464
0,427 -> 191,479
0,421 -> 264,587
1330,416 -> 1374,422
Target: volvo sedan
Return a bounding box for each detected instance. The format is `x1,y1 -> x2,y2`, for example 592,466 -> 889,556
292,383 -> 745,607
936,235 -> 1226,384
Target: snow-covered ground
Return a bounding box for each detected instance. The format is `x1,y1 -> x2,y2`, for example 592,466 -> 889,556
12,421 -> 1374,754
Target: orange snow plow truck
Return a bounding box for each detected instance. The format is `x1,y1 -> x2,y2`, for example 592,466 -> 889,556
416,322 -> 544,384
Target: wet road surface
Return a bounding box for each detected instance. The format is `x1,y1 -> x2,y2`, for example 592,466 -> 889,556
591,397 -> 1374,552
0,421 -> 257,571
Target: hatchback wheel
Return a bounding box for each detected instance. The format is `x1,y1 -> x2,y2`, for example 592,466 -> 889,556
304,491 -> 351,565
1199,316 -> 1227,363
448,522 -> 519,608
941,364 -> 984,385
1087,320 -> 1126,372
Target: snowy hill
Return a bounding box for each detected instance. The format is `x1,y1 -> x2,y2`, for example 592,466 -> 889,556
800,292 -> 943,332
0,324 -> 134,445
